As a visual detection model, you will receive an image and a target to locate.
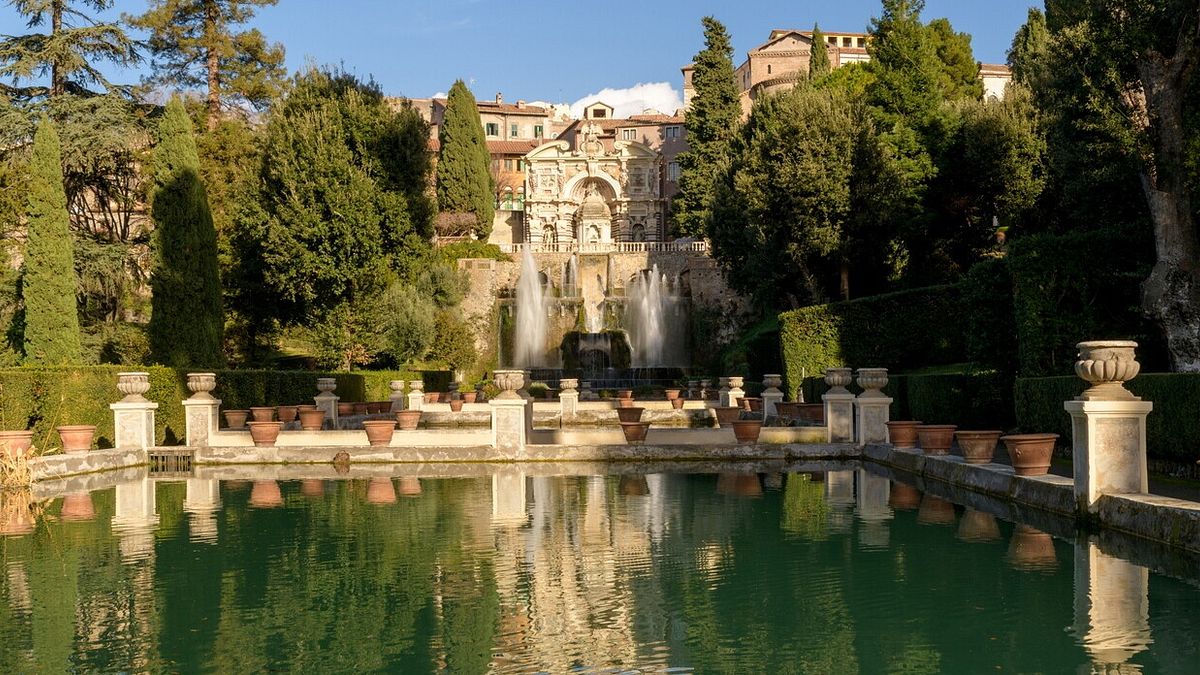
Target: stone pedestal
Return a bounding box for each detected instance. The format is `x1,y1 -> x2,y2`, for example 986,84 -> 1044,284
558,378 -> 579,425
717,377 -> 730,406
388,380 -> 406,412
315,377 -> 339,428
724,376 -> 745,408
407,379 -> 425,412
823,367 -> 855,443
854,368 -> 891,446
491,371 -> 528,453
761,374 -> 784,418
182,372 -> 220,447
111,402 -> 157,450
1073,537 -> 1151,670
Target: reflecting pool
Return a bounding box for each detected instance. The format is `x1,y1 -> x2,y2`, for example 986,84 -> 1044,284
2,465 -> 1199,673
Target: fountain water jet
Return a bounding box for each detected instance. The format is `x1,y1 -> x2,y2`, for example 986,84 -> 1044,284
625,264 -> 684,367
514,249 -> 550,367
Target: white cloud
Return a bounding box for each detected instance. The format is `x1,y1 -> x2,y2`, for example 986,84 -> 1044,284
432,91 -> 447,99
570,82 -> 683,119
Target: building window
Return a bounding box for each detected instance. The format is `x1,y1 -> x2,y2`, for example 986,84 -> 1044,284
517,159 -> 524,170
843,37 -> 852,47
857,37 -> 865,47
622,129 -> 636,141
767,64 -> 772,74
664,125 -> 680,139
667,162 -> 680,182
510,123 -> 519,137
534,125 -> 543,138
828,36 -> 836,45
503,159 -> 513,171
485,122 -> 499,136
592,108 -> 606,118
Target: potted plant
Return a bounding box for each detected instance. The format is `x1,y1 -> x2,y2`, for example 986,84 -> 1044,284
916,424 -> 957,455
712,407 -> 741,428
223,409 -> 249,430
664,388 -> 681,401
247,421 -> 283,447
955,430 -> 1003,464
449,397 -> 464,412
885,421 -> 922,449
774,402 -> 799,420
0,430 -> 35,458
671,396 -> 685,410
462,391 -> 478,404
57,425 -> 96,453
797,404 -> 824,424
528,382 -> 549,399
731,419 -> 762,444
396,410 -> 422,431
250,406 -> 275,422
337,402 -> 355,416
617,397 -> 636,409
362,419 -> 396,446
616,407 -> 644,424
298,408 -> 326,431
1001,433 -> 1060,476
352,402 -> 370,415
277,405 -> 299,424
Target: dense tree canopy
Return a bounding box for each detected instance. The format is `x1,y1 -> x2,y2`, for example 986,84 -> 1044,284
436,80 -> 492,239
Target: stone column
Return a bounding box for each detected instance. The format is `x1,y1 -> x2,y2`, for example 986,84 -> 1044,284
853,368 -> 892,447
724,376 -> 745,408
1063,341 -> 1153,516
823,368 -> 855,443
490,370 -> 529,454
388,380 -> 406,412
110,372 -> 157,450
407,379 -> 425,412
1073,536 -> 1151,671
182,372 -> 220,447
183,478 -> 221,544
558,378 -> 579,425
315,377 -> 339,428
761,374 -> 784,418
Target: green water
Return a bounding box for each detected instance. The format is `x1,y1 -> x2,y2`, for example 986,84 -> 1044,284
1,467 -> 1198,673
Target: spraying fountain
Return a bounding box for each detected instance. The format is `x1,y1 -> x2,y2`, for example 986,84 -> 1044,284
514,249 -> 550,367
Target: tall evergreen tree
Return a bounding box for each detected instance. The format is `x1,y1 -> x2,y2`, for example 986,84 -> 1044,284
436,80 -> 492,239
1007,8 -> 1051,93
148,98 -> 224,367
866,0 -> 943,126
127,0 -> 286,130
22,117 -> 80,364
809,24 -> 831,78
675,16 -> 742,237
0,0 -> 139,99
927,18 -> 983,100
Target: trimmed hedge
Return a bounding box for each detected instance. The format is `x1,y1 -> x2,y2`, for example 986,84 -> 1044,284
0,366 -> 451,449
1015,374 -> 1200,462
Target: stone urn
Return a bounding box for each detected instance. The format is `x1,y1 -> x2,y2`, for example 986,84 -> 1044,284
247,421 -> 283,447
731,419 -> 763,444
223,409 -> 249,430
461,391 -> 478,404
886,421 -> 923,449
395,410 -> 422,431
0,430 -> 34,458
955,430 -> 1003,464
250,406 -> 275,423
316,377 -> 337,395
888,482 -> 922,510
362,419 -> 396,447
298,408 -> 326,431
713,406 -> 741,428
449,398 -> 464,412
763,373 -> 783,390
671,397 -> 685,410
398,476 -> 423,496
957,508 -> 1001,542
616,407 -> 645,424
367,477 -> 397,505
492,370 -> 524,400
620,422 -> 650,444
559,378 -> 579,394
1001,433 -> 1060,476
664,388 -> 681,401
249,480 -> 284,508
408,379 -> 425,395
1074,340 -> 1141,400
855,368 -> 889,397
276,405 -> 299,424
116,371 -> 151,402
60,492 -> 96,522
824,367 -> 853,395
57,425 -> 96,453
916,494 -> 956,525
916,424 -> 957,455
187,372 -> 217,400
1006,524 -> 1058,570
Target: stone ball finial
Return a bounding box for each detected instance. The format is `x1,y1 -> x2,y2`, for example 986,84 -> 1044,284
117,372 -> 151,402
186,372 -> 217,400
1074,341 -> 1141,400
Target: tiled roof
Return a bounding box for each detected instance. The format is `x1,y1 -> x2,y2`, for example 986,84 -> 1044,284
477,101 -> 550,116
627,114 -> 684,124
426,138 -> 544,154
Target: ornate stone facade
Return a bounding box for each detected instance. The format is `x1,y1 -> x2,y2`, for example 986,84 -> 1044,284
523,121 -> 664,244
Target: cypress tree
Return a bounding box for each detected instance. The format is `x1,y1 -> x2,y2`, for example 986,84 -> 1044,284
437,80 -> 493,239
675,16 -> 742,237
148,98 -> 224,367
810,24 -> 831,77
22,117 -> 81,364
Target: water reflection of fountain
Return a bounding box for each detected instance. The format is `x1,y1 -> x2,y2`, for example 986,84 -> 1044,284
514,249 -> 550,368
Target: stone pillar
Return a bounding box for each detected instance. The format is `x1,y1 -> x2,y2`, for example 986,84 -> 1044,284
110,372 -> 158,450
853,368 -> 892,447
407,379 -> 425,412
1063,341 -> 1153,516
388,380 -> 406,412
182,372 -> 220,447
717,377 -> 730,406
315,377 -> 339,428
558,378 -> 579,425
761,374 -> 784,418
1073,536 -> 1151,670
724,376 -> 745,408
490,370 -> 529,454
184,478 -> 221,544
822,367 -> 855,443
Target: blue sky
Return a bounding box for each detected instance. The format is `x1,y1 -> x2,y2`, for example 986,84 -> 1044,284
2,0 -> 1039,111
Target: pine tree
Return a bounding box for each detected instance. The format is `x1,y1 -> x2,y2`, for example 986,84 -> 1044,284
809,24 -> 831,77
437,80 -> 493,239
148,98 -> 224,367
867,0 -> 943,126
675,16 -> 742,237
127,0 -> 286,130
22,117 -> 81,364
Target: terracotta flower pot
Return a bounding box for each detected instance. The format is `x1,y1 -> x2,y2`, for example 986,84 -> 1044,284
249,480 -> 283,508
223,410 -> 249,430
367,477 -> 397,505
247,421 -> 283,447
617,398 -> 635,408
713,406 -> 741,427
746,398 -> 763,413
616,407 -> 644,423
297,404 -> 318,411
1006,524 -> 1058,570
298,408 -> 326,431
731,419 -> 762,444
888,482 -> 922,510
797,403 -> 824,424
60,492 -> 96,522
957,508 -> 1001,542
462,392 -> 477,404
57,425 -> 96,454
449,399 -> 464,412
916,494 -> 956,525
664,389 -> 681,401
885,421 -> 922,449
276,405 -> 298,424
1002,433 -> 1060,476
617,389 -> 633,400
250,406 -> 275,422
620,421 -> 650,444
774,402 -> 799,419
916,424 -> 957,455
398,476 -> 422,496
337,402 -> 355,416
395,410 -> 421,431
671,397 -> 685,410
0,430 -> 34,458
362,419 -> 396,447
300,479 -> 325,497
737,397 -> 750,411
955,430 -> 1002,464
353,402 -> 370,416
